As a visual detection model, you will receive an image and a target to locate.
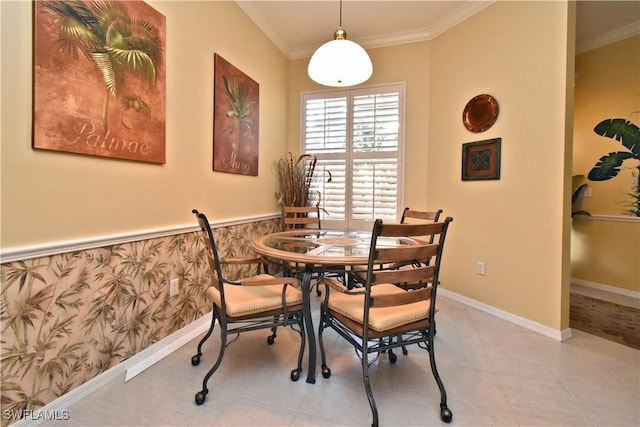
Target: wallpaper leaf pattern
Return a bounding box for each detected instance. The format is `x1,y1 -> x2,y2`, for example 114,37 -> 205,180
0,218 -> 280,425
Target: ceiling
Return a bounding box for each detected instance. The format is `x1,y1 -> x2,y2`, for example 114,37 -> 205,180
236,0 -> 640,60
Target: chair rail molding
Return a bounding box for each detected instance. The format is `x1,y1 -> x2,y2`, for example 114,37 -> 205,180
573,214 -> 640,223
0,213 -> 280,264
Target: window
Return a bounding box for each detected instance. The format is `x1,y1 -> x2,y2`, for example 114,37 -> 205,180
302,83 -> 405,229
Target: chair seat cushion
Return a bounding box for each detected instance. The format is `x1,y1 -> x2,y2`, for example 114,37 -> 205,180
328,283 -> 429,332
206,274 -> 303,317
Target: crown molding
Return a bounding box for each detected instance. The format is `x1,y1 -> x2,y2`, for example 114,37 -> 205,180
577,21 -> 640,54
240,1 -> 494,61
290,28 -> 434,60
235,0 -> 292,58
427,0 -> 493,40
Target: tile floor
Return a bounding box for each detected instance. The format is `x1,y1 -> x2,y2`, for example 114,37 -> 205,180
42,295 -> 639,427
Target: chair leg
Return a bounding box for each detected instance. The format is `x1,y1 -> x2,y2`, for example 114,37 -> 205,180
383,334 -> 407,363
381,337 -> 398,364
362,350 -> 379,427
267,315 -> 278,345
318,305 -> 331,379
191,308 -> 217,366
400,333 -> 408,355
195,311 -> 227,405
427,331 -> 452,423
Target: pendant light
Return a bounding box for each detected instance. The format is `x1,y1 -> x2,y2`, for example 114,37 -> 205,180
308,0 -> 373,87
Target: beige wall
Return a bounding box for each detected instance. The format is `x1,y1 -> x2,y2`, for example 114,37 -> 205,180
571,217 -> 640,291
427,1 -> 573,330
1,0 -> 288,248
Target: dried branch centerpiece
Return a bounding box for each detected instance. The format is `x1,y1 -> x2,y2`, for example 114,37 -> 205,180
273,153 -> 331,229
274,153 -> 320,208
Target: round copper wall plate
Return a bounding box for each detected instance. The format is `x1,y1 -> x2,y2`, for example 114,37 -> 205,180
462,94 -> 499,132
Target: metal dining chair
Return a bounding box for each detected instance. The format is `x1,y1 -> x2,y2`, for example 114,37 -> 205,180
317,218 -> 454,426
190,209 -> 306,405
350,207 -> 444,358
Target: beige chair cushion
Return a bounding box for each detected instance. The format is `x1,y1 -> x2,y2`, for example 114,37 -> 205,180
206,274 -> 303,317
328,283 -> 430,332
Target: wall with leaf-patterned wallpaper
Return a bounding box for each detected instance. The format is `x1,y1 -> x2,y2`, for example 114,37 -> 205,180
0,218 -> 281,426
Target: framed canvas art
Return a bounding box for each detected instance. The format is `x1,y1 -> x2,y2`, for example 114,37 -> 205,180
33,0 -> 166,164
213,54 -> 259,176
462,138 -> 501,180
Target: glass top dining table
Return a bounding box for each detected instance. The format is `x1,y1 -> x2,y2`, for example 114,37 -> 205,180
252,229 -> 420,265
250,228 -> 422,383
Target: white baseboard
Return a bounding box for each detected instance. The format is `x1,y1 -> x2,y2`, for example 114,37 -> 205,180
570,278 -> 640,301
11,312 -> 213,427
439,288 -> 572,342
124,312 -> 213,381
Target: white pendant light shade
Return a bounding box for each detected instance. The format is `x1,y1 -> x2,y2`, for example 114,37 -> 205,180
308,37 -> 373,87
307,1 -> 373,87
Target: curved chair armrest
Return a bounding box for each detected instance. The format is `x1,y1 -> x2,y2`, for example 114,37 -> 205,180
222,278 -> 242,287
241,276 -> 301,288
319,277 -> 366,295
222,257 -> 263,265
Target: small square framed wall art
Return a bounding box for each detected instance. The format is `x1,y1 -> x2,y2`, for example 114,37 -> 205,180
461,138 -> 501,181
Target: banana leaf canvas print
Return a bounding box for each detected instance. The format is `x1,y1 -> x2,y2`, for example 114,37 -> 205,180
213,54 -> 259,176
33,0 -> 166,164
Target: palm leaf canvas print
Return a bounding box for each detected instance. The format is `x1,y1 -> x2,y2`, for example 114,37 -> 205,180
213,54 -> 259,176
33,0 -> 166,164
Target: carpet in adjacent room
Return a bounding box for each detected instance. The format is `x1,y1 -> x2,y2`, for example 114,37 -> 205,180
570,293 -> 640,350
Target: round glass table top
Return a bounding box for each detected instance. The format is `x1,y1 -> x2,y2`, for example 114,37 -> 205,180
251,229 -> 417,265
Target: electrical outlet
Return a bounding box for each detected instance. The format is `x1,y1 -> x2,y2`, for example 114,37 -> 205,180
476,261 -> 486,276
169,278 -> 179,297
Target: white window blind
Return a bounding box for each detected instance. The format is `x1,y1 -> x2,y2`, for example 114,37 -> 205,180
302,84 -> 404,229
